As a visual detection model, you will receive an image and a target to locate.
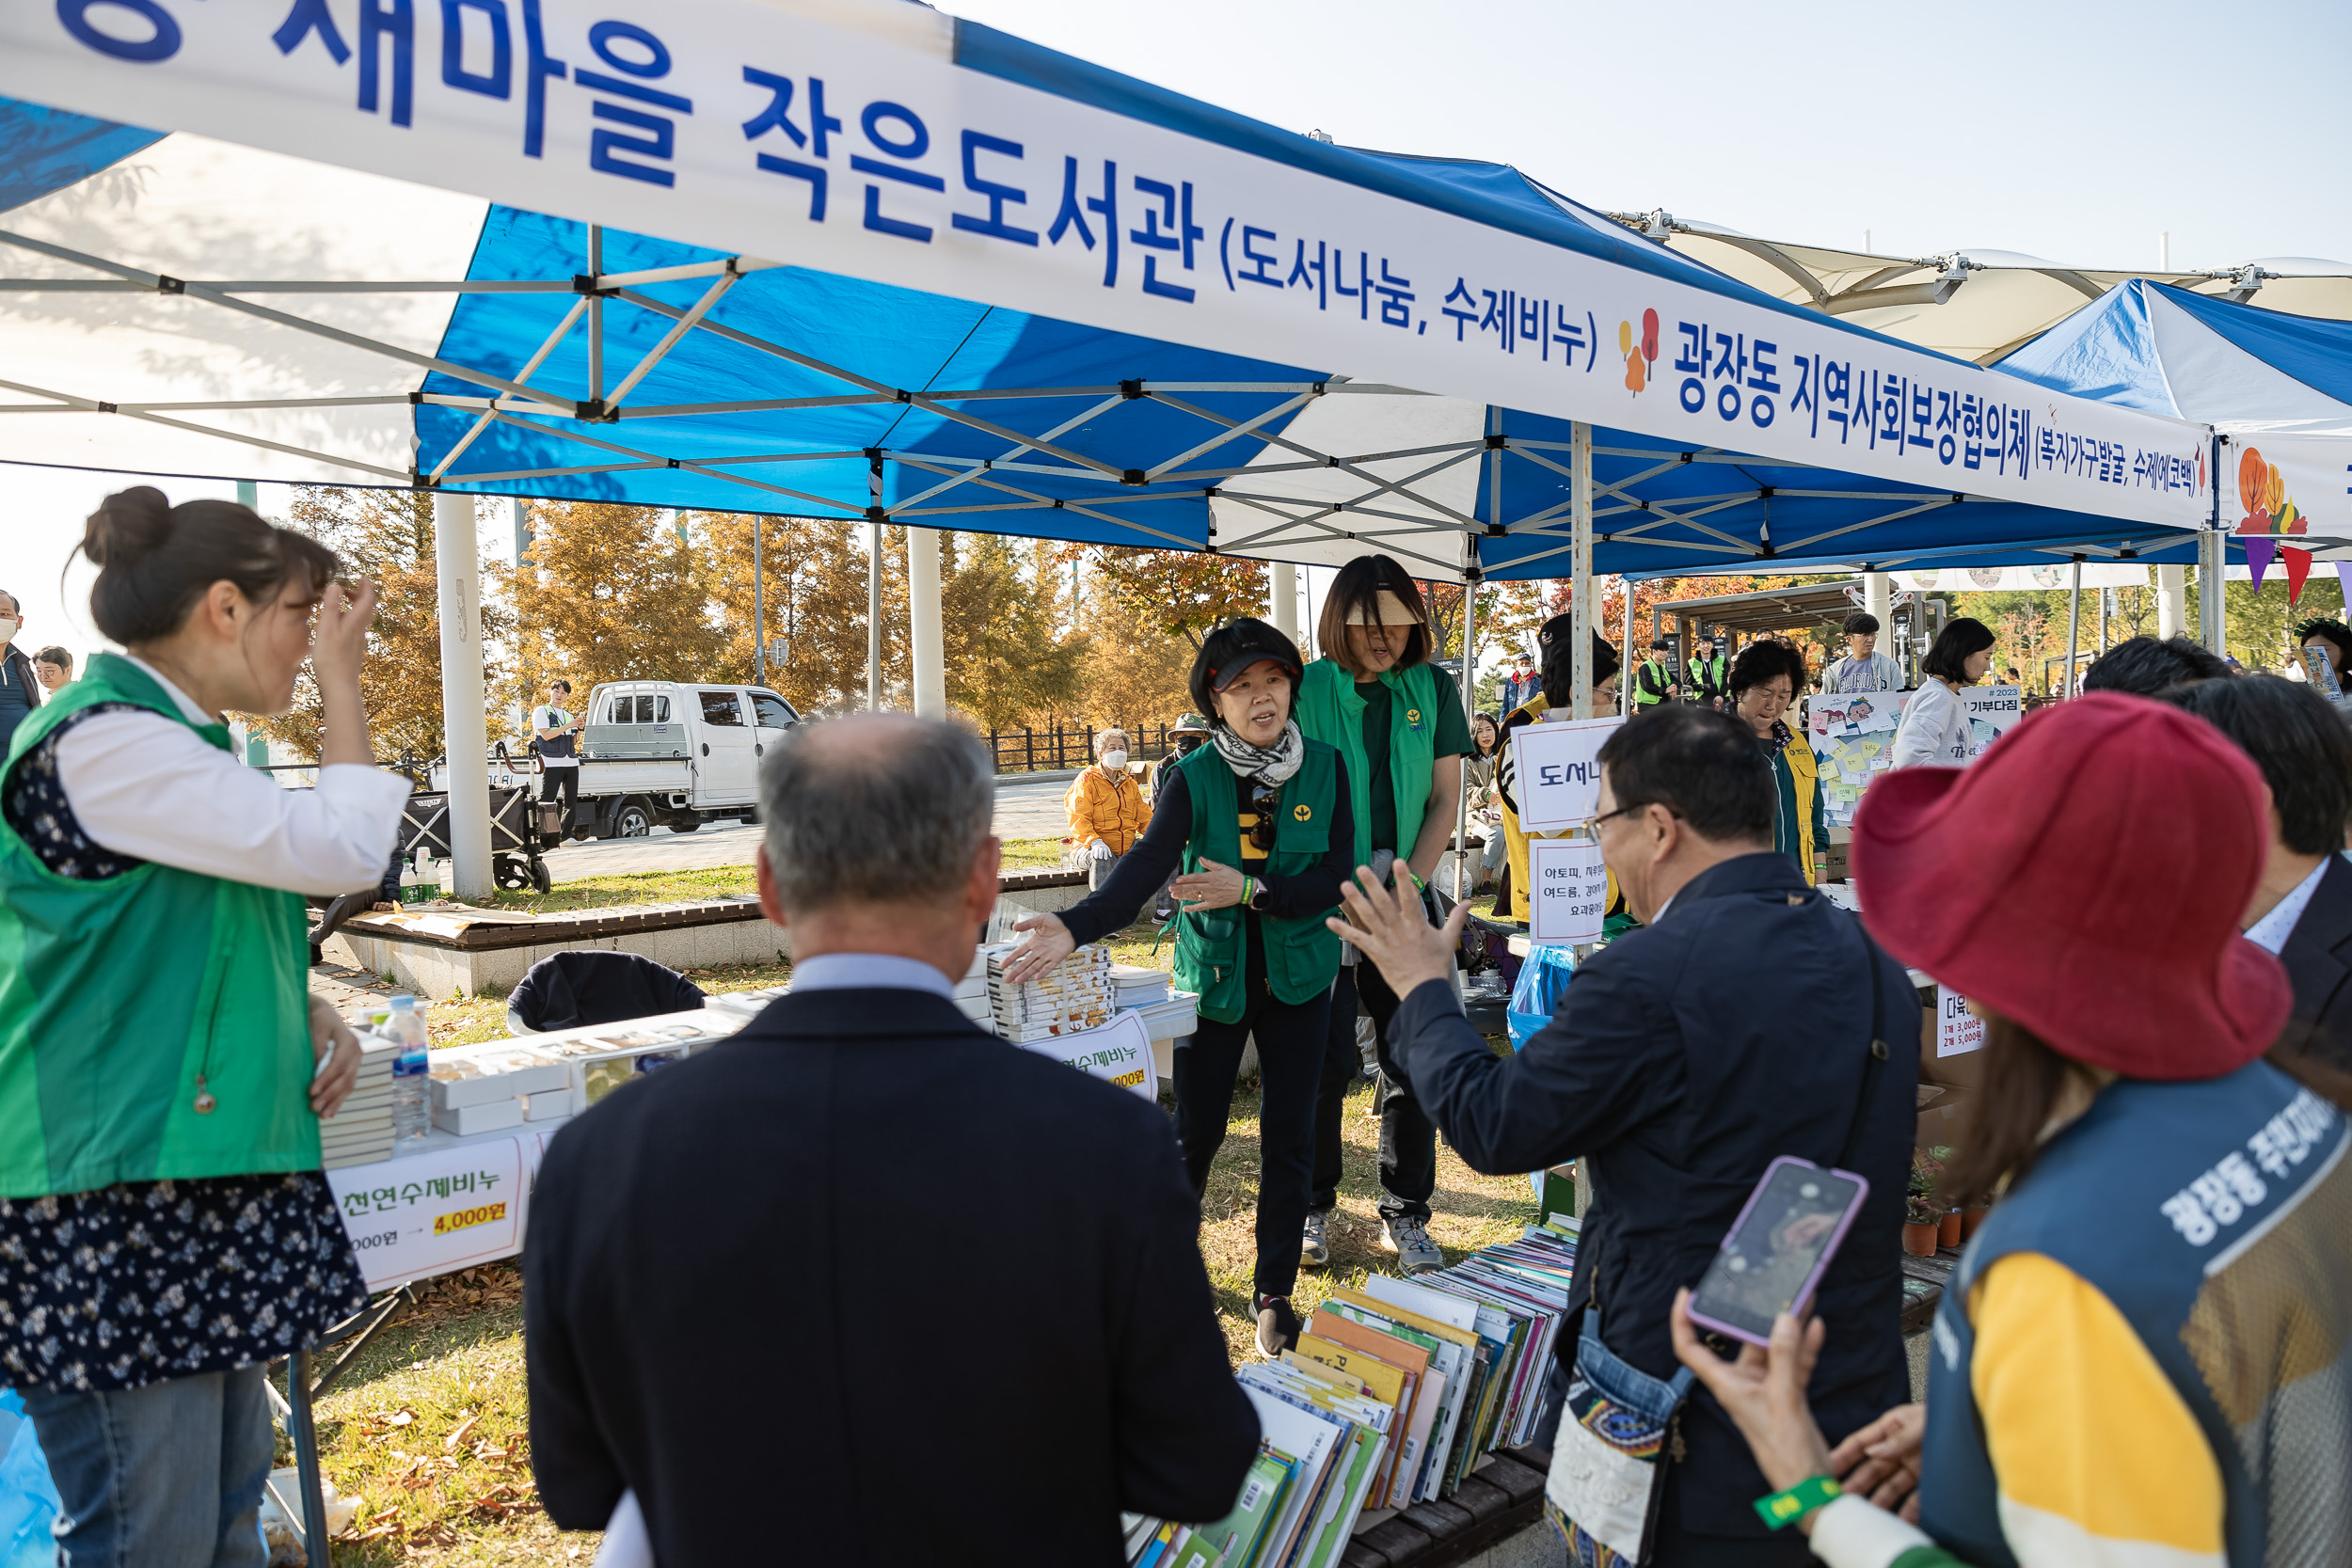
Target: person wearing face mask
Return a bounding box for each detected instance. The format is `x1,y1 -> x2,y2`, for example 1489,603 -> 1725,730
0,487 -> 407,1566
1066,726 -> 1152,891
1889,616 -> 1996,770
1292,556 -> 1472,1276
0,588 -> 43,753
1006,620 -> 1352,1357
1728,641 -> 1827,887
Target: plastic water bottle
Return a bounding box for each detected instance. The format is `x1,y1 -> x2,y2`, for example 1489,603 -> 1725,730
388,994 -> 431,1151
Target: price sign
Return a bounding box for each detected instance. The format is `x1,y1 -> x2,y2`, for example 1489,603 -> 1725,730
1509,717 -> 1623,832
1937,985 -> 1985,1058
1018,1008 -> 1156,1099
329,1135 -> 527,1291
1528,838 -> 1609,946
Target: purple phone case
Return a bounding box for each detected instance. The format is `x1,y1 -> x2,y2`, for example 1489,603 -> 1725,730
1684,1154 -> 1871,1348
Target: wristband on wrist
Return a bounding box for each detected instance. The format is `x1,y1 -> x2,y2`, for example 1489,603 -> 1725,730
1754,1476 -> 1840,1529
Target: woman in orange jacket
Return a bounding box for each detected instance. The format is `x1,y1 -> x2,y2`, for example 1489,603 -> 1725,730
1067,727 -> 1152,889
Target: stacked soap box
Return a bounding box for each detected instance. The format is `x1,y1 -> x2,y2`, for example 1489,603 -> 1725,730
321,1038 -> 402,1171
524,1017 -> 729,1112
429,1042 -> 570,1135
955,946 -> 1002,1026
986,943 -> 1115,1041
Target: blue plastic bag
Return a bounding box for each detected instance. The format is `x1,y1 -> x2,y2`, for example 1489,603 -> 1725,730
1506,942 -> 1580,1051
0,1388 -> 60,1568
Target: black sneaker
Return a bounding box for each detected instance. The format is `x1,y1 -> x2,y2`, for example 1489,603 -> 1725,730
1255,1293 -> 1301,1357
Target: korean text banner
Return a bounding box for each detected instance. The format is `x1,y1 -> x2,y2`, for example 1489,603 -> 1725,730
0,0 -> 2211,528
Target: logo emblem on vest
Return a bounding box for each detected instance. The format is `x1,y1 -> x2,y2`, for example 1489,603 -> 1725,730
1293,803 -> 1312,822
1406,707 -> 1423,728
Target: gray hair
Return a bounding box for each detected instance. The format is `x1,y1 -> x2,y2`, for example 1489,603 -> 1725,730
760,714 -> 993,912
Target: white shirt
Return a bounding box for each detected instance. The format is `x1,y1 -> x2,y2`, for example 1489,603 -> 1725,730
787,951 -> 957,997
532,704 -> 580,765
2245,860 -> 2330,956
51,655 -> 409,896
1889,679 -> 1969,769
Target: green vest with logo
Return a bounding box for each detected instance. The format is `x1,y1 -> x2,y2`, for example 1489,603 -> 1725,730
1294,657 -> 1441,870
0,653 -> 318,1197
1173,740 -> 1343,1025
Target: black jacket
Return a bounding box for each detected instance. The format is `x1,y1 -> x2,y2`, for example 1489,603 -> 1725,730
1388,852 -> 1918,1540
525,986 -> 1257,1566
2279,853 -> 2352,1073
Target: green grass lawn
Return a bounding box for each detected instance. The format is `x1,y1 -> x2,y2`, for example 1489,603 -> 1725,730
337,910 -> 1535,1559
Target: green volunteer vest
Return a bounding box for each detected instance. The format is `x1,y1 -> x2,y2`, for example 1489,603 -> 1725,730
1294,657 -> 1441,870
0,653 -> 318,1196
1172,740 -> 1343,1025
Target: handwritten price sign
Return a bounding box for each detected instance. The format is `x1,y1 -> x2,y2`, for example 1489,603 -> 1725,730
1528,839 -> 1610,946
1509,718 -> 1624,832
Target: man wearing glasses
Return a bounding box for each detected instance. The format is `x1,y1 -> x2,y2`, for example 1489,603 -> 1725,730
1328,705 -> 1918,1565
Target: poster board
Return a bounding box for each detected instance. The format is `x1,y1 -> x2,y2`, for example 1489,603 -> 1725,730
1018,1008 -> 1156,1099
1526,838 -> 1609,946
330,1134 -> 529,1291
1959,686 -> 2022,760
1935,985 -> 1985,1060
1804,691 -> 1907,830
1507,718 -> 1623,832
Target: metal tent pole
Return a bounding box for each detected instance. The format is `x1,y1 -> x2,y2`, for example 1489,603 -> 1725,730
2064,556 -> 2084,698
433,491 -> 492,897
1271,561 -> 1298,640
286,1349 -> 333,1567
1455,558 -> 1477,903
1620,579 -> 1636,716
753,513 -> 764,689
1570,422 -> 1594,719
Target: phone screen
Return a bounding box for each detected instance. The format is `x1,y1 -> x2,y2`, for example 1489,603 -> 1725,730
1688,1160 -> 1867,1346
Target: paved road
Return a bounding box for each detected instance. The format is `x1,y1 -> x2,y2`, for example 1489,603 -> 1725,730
537,771 -> 1075,879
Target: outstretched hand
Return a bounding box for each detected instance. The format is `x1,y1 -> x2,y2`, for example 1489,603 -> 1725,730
1325,865 -> 1468,998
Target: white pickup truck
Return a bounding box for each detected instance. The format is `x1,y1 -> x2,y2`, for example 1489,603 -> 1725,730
445,680 -> 803,839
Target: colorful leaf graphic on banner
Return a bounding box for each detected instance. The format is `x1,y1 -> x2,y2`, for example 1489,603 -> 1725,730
1619,315 -> 1651,393
2234,445 -> 2311,595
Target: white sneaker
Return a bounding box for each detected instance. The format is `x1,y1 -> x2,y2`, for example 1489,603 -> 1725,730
1301,1210 -> 1330,1268
1382,1215 -> 1444,1275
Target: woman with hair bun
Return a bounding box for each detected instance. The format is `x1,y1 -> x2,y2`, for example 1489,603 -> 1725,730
0,487 -> 408,1565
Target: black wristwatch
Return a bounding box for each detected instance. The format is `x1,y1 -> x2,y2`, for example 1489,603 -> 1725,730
1248,879 -> 1271,912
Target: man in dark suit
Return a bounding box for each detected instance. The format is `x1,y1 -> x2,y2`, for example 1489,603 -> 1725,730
2160,675 -> 2352,1069
526,714 -> 1256,1565
1332,706 -> 1917,1565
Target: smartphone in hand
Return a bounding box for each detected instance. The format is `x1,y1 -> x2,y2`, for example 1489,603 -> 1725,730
1685,1156 -> 1869,1348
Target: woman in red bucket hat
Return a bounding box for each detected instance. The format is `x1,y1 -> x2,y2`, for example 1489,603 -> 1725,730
1661,693 -> 2352,1568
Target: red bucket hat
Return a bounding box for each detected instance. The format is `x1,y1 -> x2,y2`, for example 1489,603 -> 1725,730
1851,692 -> 2288,1080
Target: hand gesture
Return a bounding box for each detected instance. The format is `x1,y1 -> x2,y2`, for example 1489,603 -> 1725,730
310,579 -> 377,689
1326,864 -> 1468,997
1828,1403 -> 1925,1520
1168,856 -> 1245,911
1002,912 -> 1075,986
1668,1290 -> 1835,1500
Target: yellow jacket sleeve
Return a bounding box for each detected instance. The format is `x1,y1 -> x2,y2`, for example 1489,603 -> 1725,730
1966,1251 -> 2225,1568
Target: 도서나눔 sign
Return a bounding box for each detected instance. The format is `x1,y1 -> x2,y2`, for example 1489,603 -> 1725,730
1936,985 -> 1985,1059
1509,718 -> 1622,832
1018,1008 -> 1155,1098
0,1 -> 2213,528
1527,838 -> 1608,946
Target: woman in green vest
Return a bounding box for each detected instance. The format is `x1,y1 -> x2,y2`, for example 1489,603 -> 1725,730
1728,640 -> 1828,886
1007,619 -> 1352,1357
0,487 -> 407,1565
1292,556 -> 1472,1279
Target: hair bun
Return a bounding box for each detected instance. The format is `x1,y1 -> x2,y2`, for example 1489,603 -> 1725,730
82,486 -> 173,567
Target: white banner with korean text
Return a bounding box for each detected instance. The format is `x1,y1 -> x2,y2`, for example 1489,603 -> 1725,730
0,0 -> 2212,528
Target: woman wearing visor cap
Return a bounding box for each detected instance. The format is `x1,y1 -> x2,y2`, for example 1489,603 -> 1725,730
1295,557 -> 1474,1278
1006,619 -> 1353,1357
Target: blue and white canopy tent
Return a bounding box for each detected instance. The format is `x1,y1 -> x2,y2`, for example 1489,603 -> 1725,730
0,0 -> 2218,878
1999,278 -> 2352,627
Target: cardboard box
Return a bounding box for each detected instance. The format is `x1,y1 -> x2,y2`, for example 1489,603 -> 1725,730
430,1046 -> 567,1109
431,1097 -> 524,1136
1916,1085 -> 1972,1149
523,1088 -> 573,1121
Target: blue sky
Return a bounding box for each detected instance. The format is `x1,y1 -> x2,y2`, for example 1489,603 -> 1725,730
951,0 -> 2352,271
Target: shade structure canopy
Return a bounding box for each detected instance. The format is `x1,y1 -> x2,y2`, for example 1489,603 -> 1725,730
0,0 -> 2217,586
1614,212 -> 2352,369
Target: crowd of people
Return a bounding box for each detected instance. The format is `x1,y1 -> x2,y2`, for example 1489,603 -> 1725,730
3,495 -> 2346,1567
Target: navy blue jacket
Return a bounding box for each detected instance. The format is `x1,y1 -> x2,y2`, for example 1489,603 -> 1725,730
1389,852 -> 1919,1540
526,986 -> 1258,1566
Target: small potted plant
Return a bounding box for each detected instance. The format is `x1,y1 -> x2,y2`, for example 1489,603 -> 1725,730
1961,1201 -> 1993,1240
1903,1151 -> 1943,1257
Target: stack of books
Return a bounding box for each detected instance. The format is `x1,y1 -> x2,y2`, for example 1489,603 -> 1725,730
954,946 -> 1000,1027
986,943 -> 1115,1041
319,1038 -> 401,1171
1118,1218 -> 1579,1566
1110,964 -> 1171,1008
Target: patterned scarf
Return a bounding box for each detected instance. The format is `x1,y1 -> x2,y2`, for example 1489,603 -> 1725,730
1210,718 -> 1306,785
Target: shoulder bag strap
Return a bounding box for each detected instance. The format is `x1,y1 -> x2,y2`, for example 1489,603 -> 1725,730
1835,939 -> 1893,1172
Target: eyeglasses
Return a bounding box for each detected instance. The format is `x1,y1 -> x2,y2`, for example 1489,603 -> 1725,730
1592,801 -> 1674,832
1248,782 -> 1280,850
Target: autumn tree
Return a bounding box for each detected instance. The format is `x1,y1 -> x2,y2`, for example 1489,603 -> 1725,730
938,531 -> 1085,730
1092,548 -> 1269,648
258,486 -> 510,762
690,511 -> 907,714
506,502 -> 725,713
